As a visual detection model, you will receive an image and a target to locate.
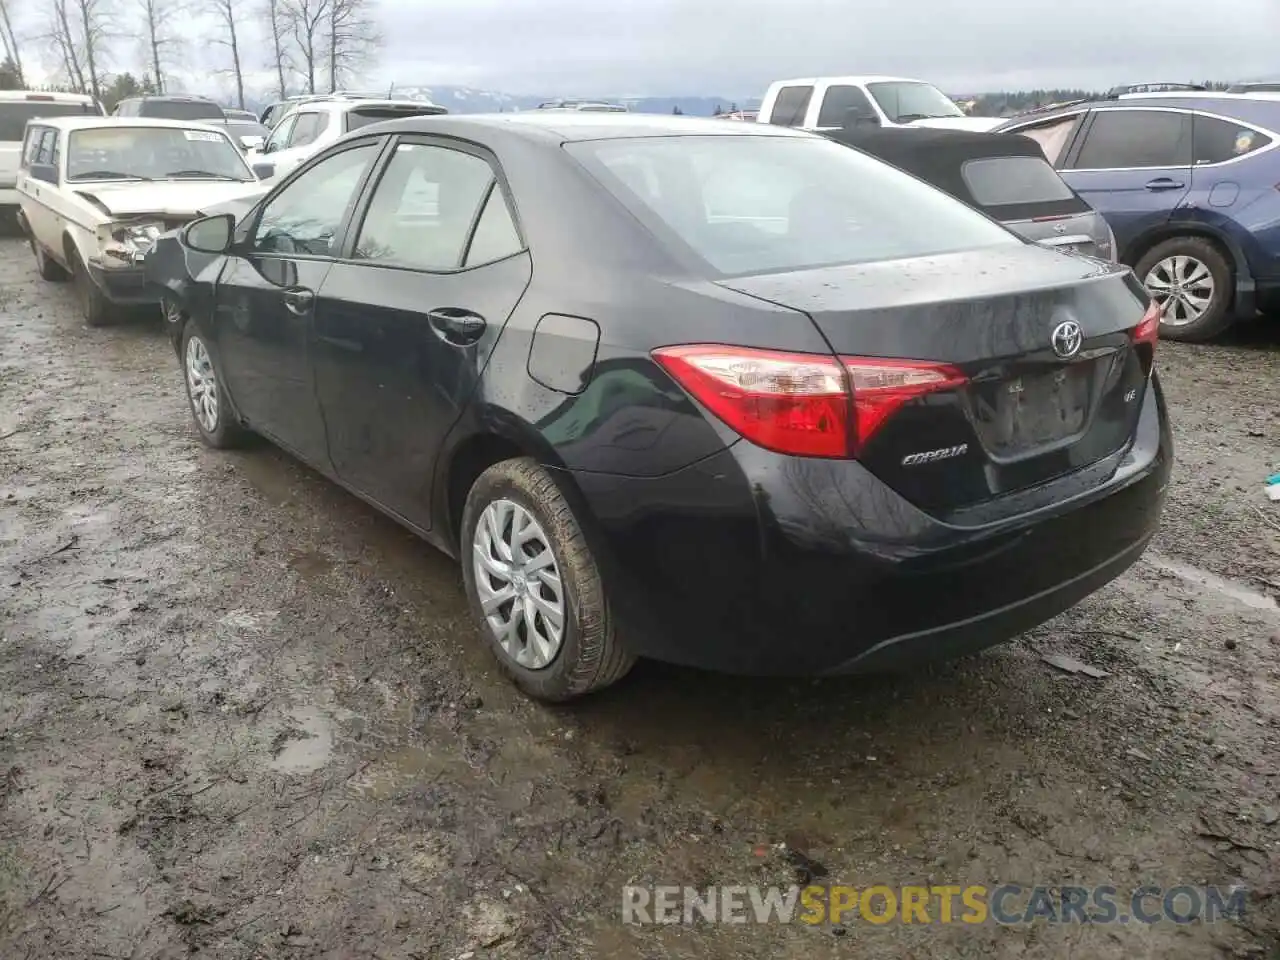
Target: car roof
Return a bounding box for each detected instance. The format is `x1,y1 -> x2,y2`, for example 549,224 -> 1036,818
0,90 -> 95,104
768,76 -> 926,87
120,94 -> 220,102
1001,93 -> 1280,126
356,111 -> 811,143
34,116 -> 234,132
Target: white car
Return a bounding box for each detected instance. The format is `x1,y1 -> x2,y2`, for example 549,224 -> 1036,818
0,91 -> 102,212
16,116 -> 270,326
757,76 -> 1003,133
255,96 -> 447,181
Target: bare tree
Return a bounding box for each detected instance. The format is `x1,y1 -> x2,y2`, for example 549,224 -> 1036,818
263,0 -> 290,99
48,0 -> 87,93
0,0 -> 25,87
205,0 -> 246,108
324,0 -> 379,93
281,0 -> 328,95
137,0 -> 183,93
72,0 -> 107,101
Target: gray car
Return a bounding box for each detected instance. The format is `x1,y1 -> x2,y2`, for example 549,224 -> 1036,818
826,126 -> 1116,260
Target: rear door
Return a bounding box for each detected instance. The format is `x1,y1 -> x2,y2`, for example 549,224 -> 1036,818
1059,107 -> 1193,256
958,153 -> 1103,255
342,104 -> 448,134
312,137 -> 531,529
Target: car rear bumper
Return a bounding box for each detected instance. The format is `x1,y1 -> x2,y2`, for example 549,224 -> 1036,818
566,373 -> 1171,676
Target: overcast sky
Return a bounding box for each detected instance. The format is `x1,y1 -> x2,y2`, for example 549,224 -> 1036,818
370,0 -> 1280,96
25,0 -> 1280,97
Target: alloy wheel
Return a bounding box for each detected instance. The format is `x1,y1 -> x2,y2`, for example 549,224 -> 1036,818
1145,255 -> 1215,327
185,336 -> 220,433
472,499 -> 566,670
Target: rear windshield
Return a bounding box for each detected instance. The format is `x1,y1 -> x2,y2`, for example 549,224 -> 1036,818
139,100 -> 224,121
961,156 -> 1076,206
565,135 -> 1019,276
345,106 -> 443,132
0,101 -> 96,141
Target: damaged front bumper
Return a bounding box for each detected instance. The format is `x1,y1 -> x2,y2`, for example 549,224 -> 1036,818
89,219 -> 172,305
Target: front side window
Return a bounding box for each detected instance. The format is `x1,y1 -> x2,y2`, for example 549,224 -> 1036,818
568,135 -> 1019,276
867,81 -> 965,122
816,85 -> 877,127
1071,110 -> 1192,169
253,143 -> 379,256
769,86 -> 813,127
265,114 -> 296,153
65,126 -> 253,181
353,143 -> 496,270
1193,114 -> 1273,165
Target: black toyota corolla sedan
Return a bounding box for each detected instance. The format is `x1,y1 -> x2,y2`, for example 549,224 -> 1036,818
148,112 -> 1171,701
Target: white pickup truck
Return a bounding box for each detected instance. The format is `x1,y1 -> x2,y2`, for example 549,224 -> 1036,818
757,76 -> 1001,133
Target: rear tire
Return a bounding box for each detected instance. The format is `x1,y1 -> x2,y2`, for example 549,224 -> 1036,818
69,247 -> 116,328
1135,236 -> 1234,342
181,324 -> 248,449
460,457 -> 634,702
31,240 -> 67,281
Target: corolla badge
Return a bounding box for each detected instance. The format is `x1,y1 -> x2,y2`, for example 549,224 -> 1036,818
1050,320 -> 1083,359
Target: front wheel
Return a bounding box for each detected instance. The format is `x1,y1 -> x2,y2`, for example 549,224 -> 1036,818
69,247 -> 116,327
181,325 -> 247,449
1135,237 -> 1234,342
460,458 -> 634,702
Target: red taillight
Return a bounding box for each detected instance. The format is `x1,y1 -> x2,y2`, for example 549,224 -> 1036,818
844,358 -> 968,446
651,345 -> 966,459
1133,300 -> 1161,346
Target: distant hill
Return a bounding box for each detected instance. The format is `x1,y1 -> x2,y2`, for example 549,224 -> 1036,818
241,85 -> 760,118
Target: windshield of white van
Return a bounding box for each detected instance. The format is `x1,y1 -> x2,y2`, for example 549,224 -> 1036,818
0,102 -> 96,141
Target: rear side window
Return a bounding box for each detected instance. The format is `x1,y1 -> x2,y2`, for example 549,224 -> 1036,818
289,112 -> 324,147
21,125 -> 46,166
1072,110 -> 1191,169
961,157 -> 1076,206
464,185 -> 522,266
1011,114 -> 1080,165
1193,115 -> 1273,165
816,85 -> 876,127
567,135 -> 1018,277
353,143 -> 496,271
0,101 -> 96,141
344,107 -> 442,132
769,86 -> 813,127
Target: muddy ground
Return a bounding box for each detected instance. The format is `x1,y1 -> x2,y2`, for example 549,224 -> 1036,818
0,236 -> 1278,960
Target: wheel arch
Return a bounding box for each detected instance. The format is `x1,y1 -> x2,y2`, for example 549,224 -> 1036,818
437,409 -> 581,555
1122,220 -> 1253,311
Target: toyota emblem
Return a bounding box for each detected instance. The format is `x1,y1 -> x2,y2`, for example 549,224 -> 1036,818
1051,320 -> 1083,359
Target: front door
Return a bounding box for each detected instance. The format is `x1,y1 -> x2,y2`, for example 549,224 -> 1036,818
1060,107 -> 1193,256
213,139 -> 384,464
312,138 -> 532,530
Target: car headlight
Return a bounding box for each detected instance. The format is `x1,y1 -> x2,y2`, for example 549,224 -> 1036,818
99,221 -> 165,264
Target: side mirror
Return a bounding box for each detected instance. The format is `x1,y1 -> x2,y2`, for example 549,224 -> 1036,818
251,161 -> 275,180
28,162 -> 58,184
844,107 -> 881,130
240,135 -> 265,152
182,213 -> 235,254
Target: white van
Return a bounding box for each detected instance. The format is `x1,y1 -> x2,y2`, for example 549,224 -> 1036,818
757,76 -> 1001,133
0,91 -> 102,212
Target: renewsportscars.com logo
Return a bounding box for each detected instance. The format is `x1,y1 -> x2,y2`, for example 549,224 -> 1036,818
622,884 -> 1249,926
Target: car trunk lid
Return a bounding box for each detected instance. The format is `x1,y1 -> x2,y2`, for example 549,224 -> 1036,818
716,244 -> 1154,517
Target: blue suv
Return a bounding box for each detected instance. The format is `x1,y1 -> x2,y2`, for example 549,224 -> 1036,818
995,93 -> 1280,341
